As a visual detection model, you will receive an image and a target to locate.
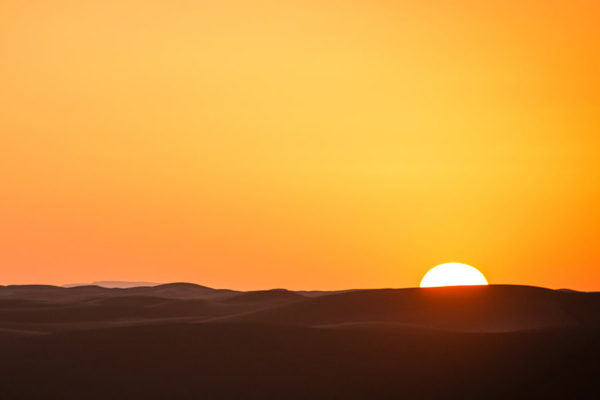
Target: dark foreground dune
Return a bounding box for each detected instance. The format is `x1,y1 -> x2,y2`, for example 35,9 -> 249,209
0,283 -> 598,399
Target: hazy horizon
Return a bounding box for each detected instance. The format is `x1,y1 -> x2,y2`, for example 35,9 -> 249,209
0,279 -> 593,293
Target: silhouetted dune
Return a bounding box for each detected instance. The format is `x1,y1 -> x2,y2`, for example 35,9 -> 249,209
0,283 -> 598,399
223,289 -> 306,304
124,282 -> 239,299
220,285 -> 600,332
1,284 -> 598,332
0,285 -> 112,301
0,282 -> 238,302
294,289 -> 357,297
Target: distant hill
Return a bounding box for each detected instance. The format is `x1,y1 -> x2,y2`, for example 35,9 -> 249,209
0,282 -> 239,303
63,281 -> 160,288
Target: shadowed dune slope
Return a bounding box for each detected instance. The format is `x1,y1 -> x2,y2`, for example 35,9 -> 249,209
222,289 -> 306,304
0,284 -> 598,333
219,285 -> 600,332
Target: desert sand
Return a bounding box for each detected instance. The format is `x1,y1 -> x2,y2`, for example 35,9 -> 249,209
0,283 -> 598,399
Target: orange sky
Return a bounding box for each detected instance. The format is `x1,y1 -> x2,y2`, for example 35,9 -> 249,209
1,0 -> 599,290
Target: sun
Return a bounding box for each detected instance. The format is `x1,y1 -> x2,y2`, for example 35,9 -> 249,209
420,262 -> 488,288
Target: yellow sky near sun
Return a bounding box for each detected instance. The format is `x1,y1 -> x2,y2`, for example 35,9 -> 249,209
0,0 -> 599,290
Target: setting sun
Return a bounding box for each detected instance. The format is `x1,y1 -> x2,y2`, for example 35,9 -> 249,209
420,263 -> 488,288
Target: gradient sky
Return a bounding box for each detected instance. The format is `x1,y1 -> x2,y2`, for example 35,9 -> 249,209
1,0 -> 599,290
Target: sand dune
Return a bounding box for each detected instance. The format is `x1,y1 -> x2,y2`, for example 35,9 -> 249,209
0,282 -> 238,302
0,283 -> 598,399
220,285 -> 600,332
1,284 -> 598,332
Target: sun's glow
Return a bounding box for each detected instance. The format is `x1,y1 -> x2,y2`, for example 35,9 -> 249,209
420,263 -> 488,288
